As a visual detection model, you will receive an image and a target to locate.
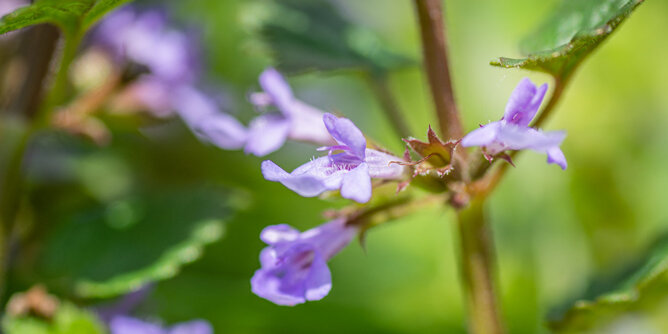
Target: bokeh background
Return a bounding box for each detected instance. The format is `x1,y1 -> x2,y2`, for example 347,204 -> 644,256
2,0 -> 668,333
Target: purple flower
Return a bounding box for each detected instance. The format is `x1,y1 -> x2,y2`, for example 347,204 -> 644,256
261,113 -> 405,203
95,7 -> 199,84
461,78 -> 567,169
110,316 -> 212,334
173,86 -> 248,150
246,68 -> 334,156
251,219 -> 357,306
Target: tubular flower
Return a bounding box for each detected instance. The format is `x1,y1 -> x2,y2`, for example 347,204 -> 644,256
246,68 -> 334,156
173,86 -> 248,150
251,219 -> 357,306
461,78 -> 567,169
261,113 -> 405,203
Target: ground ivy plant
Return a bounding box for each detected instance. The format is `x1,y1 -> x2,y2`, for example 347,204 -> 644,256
0,0 -> 653,333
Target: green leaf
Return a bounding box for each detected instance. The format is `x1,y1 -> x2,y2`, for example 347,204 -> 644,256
491,0 -> 644,78
2,303 -> 106,334
257,0 -> 412,74
37,187 -> 232,299
548,234 -> 668,332
0,0 -> 131,37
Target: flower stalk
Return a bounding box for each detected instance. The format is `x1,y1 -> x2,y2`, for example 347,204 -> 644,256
413,0 -> 463,141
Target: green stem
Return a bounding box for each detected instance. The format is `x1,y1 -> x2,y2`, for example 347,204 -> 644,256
37,31 -> 82,126
365,72 -> 412,139
456,197 -> 504,334
0,129 -> 32,302
0,30 -> 81,302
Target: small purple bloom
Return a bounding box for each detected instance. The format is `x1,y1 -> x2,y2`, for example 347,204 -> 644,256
246,68 -> 334,156
95,7 -> 199,84
251,219 -> 357,306
173,86 -> 248,150
261,113 -> 405,203
461,78 -> 567,169
110,316 -> 213,334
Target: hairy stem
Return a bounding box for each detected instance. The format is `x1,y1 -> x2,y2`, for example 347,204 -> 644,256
413,0 -> 463,141
456,198 -> 504,334
365,72 -> 412,139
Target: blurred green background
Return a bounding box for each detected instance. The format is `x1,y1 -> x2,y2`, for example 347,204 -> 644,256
3,0 -> 668,333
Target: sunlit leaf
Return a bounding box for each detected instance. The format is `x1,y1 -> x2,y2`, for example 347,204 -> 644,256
258,0 -> 412,74
0,0 -> 131,37
549,234 -> 668,332
491,0 -> 644,79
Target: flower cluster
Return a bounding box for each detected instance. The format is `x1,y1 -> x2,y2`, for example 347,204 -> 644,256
245,76 -> 567,306
92,6 -> 249,150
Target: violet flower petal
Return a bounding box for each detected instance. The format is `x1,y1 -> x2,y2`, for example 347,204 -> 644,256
503,78 -> 548,127
461,122 -> 501,148
244,114 -> 291,156
110,316 -> 164,334
261,159 -> 340,197
323,113 -> 366,159
495,125 -> 565,151
364,149 -> 407,179
546,146 -> 568,170
287,100 -> 334,145
259,68 -> 294,115
174,87 -> 247,150
303,253 -> 333,301
260,224 -> 301,244
168,320 -> 213,334
340,163 -> 372,203
251,243 -> 330,306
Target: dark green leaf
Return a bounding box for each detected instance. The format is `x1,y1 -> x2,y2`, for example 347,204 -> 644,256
37,187 -> 232,299
549,233 -> 668,332
0,0 -> 131,37
258,0 -> 412,74
491,0 -> 644,79
2,303 -> 106,334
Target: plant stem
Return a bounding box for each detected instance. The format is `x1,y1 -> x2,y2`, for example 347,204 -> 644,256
0,29 -> 82,302
413,0 -> 463,140
365,72 -> 412,139
456,197 -> 504,334
0,128 -> 32,302
37,31 -> 82,126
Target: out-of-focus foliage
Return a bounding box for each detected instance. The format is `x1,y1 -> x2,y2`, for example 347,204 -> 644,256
0,0 -> 130,36
549,234 -> 668,333
2,303 -> 106,334
491,0 -> 643,79
256,0 -> 413,74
